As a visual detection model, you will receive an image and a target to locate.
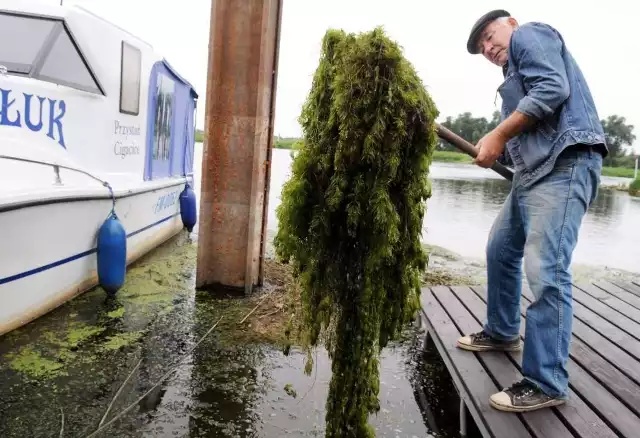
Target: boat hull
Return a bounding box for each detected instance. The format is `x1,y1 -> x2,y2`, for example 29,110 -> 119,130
0,182 -> 187,336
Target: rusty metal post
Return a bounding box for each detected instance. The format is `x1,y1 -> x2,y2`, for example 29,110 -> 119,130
196,0 -> 283,294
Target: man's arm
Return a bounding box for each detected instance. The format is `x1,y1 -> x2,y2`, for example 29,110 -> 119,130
474,23 -> 570,168
512,23 -> 570,121
494,111 -> 536,142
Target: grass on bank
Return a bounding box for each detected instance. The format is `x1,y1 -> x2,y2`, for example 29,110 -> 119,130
195,130 -> 300,150
432,150 -> 472,163
195,131 -> 636,179
603,167 -> 637,178
630,178 -> 640,196
423,151 -> 636,178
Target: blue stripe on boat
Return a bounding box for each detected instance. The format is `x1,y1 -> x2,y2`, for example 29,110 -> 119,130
127,212 -> 179,238
0,213 -> 180,286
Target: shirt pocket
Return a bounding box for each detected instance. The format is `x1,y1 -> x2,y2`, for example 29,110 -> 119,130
536,118 -> 558,141
498,72 -> 526,114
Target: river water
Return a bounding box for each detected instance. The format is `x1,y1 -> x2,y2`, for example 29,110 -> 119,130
257,147 -> 640,275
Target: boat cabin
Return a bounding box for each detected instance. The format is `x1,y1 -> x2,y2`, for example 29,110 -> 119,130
0,1 -> 198,201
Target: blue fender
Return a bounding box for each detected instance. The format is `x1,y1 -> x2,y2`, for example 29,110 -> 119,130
97,213 -> 127,295
180,183 -> 197,232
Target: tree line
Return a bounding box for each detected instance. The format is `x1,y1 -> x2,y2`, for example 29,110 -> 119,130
195,111 -> 637,168
439,111 -> 637,168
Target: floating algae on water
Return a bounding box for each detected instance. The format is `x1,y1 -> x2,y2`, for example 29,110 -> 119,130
274,27 -> 438,437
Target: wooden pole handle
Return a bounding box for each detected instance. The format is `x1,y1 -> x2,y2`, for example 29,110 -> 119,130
435,123 -> 514,181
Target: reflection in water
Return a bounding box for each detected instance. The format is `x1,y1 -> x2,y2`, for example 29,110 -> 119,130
573,190 -> 639,273
423,174 -> 639,273
186,295 -> 265,437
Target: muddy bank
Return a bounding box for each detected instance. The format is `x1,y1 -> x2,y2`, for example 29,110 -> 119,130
422,242 -> 640,286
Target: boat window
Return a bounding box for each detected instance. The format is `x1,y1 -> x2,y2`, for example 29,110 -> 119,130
153,73 -> 175,162
120,41 -> 141,115
0,13 -> 56,74
0,12 -> 102,94
38,26 -> 101,94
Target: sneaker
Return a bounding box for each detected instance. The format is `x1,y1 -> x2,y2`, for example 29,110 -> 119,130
456,330 -> 522,352
490,379 -> 566,412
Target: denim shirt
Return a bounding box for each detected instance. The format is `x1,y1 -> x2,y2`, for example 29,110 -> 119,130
497,22 -> 608,187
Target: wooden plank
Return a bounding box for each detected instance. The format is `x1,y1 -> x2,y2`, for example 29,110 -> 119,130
568,339 -> 640,418
570,318 -> 640,386
591,280 -> 640,311
420,288 -> 533,438
458,286 -> 620,438
430,286 -> 576,438
574,283 -> 640,324
522,287 -> 640,362
596,280 -> 640,302
574,283 -> 615,300
610,280 -> 640,298
569,301 -> 640,360
518,286 -> 640,385
516,287 -> 640,428
571,286 -> 640,340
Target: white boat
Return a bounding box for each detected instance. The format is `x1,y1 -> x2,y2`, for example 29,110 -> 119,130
0,1 -> 199,336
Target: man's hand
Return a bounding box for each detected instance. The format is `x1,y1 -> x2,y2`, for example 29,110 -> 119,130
473,110 -> 537,168
473,130 -> 507,168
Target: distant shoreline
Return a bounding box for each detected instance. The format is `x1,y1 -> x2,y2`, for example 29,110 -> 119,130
427,151 -> 636,179
194,132 -> 636,179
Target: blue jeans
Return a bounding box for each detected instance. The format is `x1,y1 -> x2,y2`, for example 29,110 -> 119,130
483,146 -> 602,398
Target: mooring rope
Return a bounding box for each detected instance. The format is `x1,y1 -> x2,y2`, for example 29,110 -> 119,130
97,358 -> 143,428
59,407 -> 64,438
84,315 -> 224,438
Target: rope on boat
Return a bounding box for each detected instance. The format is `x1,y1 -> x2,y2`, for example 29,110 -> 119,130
0,154 -> 117,213
102,181 -> 116,214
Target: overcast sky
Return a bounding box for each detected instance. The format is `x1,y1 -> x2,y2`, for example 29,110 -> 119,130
51,0 -> 639,152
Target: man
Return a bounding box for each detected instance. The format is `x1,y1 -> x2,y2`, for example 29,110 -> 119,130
457,10 -> 608,413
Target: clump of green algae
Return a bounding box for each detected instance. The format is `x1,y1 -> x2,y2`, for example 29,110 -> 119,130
284,383 -> 297,398
275,27 -> 438,437
3,235 -> 199,381
7,347 -> 65,379
106,307 -> 125,319
99,331 -> 145,352
65,324 -> 105,348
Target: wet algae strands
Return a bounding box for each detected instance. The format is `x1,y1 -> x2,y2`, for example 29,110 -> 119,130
274,27 -> 439,437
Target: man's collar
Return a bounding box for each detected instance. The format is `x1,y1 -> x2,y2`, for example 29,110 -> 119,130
502,61 -> 509,77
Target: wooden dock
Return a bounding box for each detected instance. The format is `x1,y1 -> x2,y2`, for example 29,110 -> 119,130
419,279 -> 640,438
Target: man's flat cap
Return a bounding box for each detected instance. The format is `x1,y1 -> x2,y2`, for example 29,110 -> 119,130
467,9 -> 510,54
